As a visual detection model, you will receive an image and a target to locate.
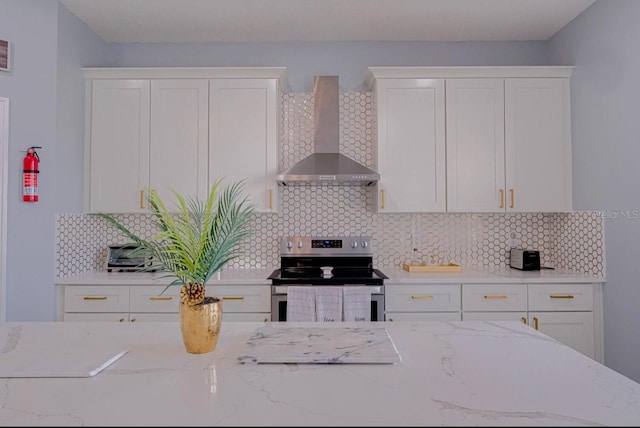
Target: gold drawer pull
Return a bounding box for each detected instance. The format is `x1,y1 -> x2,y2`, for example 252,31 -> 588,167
149,296 -> 173,301
499,189 -> 505,208
269,189 -> 273,210
119,318 -> 125,323
411,295 -> 434,300
140,190 -> 145,209
381,189 -> 385,209
130,318 -> 136,322
484,295 -> 508,299
83,296 -> 107,300
533,316 -> 539,330
222,296 -> 245,301
550,295 -> 575,299
521,317 -> 527,324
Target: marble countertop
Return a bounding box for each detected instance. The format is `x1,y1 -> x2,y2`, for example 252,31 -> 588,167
55,267 -> 604,286
381,266 -> 605,284
55,268 -> 275,285
1,320 -> 638,426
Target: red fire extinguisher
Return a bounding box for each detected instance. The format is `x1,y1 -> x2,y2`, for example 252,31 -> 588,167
23,146 -> 42,202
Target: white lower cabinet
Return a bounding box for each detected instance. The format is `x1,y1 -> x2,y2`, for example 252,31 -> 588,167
385,284 -> 461,321
527,283 -> 596,360
60,284 -> 271,322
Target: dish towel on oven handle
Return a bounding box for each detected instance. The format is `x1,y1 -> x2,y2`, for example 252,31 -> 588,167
314,287 -> 343,322
286,286 -> 317,322
342,286 -> 372,322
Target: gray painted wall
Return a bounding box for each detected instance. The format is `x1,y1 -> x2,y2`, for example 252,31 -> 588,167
0,0 -> 59,321
548,0 -> 640,382
114,41 -> 548,91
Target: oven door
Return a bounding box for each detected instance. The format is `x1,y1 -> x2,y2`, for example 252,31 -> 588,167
271,285 -> 385,322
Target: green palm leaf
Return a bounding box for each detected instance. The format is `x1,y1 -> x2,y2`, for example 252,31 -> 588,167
99,179 -> 255,292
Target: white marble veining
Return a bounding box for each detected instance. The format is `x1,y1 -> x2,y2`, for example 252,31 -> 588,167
1,320 -> 639,426
238,324 -> 401,364
0,324 -> 128,378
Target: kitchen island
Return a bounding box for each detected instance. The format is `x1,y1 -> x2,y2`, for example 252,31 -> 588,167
1,321 -> 639,426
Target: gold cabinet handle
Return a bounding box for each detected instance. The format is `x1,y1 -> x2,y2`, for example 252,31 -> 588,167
484,295 -> 508,299
533,316 -> 539,330
264,317 -> 268,322
149,296 -> 173,301
411,295 -> 434,300
269,189 -> 273,210
550,295 -> 575,299
499,189 -> 505,209
130,318 -> 136,322
521,317 -> 527,324
509,189 -> 515,209
83,296 -> 107,300
381,189 -> 385,209
119,318 -> 125,322
140,190 -> 145,209
388,318 -> 393,322
222,296 -> 245,301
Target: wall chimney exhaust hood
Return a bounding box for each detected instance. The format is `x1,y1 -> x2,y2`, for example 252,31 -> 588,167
276,76 -> 380,186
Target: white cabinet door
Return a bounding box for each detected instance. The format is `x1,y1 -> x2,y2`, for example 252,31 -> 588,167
446,79 -> 505,212
209,79 -> 278,212
528,312 -> 595,359
150,79 -> 209,204
374,78 -> 446,212
89,80 -> 150,213
505,78 -> 572,212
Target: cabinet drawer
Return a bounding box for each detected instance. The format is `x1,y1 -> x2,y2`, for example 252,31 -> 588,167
386,284 -> 461,312
462,284 -> 527,311
528,284 -> 593,311
130,285 -> 180,313
64,285 -> 129,313
213,285 -> 271,313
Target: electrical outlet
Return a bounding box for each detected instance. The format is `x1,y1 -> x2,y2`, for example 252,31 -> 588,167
509,232 -> 520,248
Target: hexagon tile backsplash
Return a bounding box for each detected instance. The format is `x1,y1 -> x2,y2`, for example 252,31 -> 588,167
55,91 -> 605,277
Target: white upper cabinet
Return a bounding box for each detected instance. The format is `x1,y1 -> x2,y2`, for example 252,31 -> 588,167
372,78 -> 446,212
88,80 -> 150,213
84,68 -> 286,214
446,79 -> 505,212
149,79 -> 209,204
504,78 -> 572,212
209,79 -> 278,213
368,67 -> 573,213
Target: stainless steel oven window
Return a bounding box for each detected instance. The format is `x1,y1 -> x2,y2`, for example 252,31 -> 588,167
271,286 -> 384,322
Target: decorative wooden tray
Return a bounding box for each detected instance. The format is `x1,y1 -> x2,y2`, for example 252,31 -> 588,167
402,263 -> 462,273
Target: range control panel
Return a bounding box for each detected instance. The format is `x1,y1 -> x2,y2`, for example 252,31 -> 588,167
281,236 -> 372,256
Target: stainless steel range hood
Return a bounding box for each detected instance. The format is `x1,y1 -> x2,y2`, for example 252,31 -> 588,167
276,76 -> 380,186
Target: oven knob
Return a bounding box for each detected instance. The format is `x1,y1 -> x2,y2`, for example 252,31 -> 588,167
361,240 -> 368,248
286,241 -> 293,249
297,241 -> 303,249
351,241 -> 358,248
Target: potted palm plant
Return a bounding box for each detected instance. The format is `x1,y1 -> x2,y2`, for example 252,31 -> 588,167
99,179 -> 255,354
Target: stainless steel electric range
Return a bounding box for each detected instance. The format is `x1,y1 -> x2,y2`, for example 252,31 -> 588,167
268,236 -> 387,321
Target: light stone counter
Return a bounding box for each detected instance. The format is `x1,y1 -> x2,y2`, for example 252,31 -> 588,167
1,320 -> 638,426
381,266 -> 605,284
55,268 -> 274,286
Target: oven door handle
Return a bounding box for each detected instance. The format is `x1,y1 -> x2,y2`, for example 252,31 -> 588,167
274,285 -> 382,294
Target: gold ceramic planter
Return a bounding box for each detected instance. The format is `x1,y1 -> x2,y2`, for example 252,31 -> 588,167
179,297 -> 222,354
